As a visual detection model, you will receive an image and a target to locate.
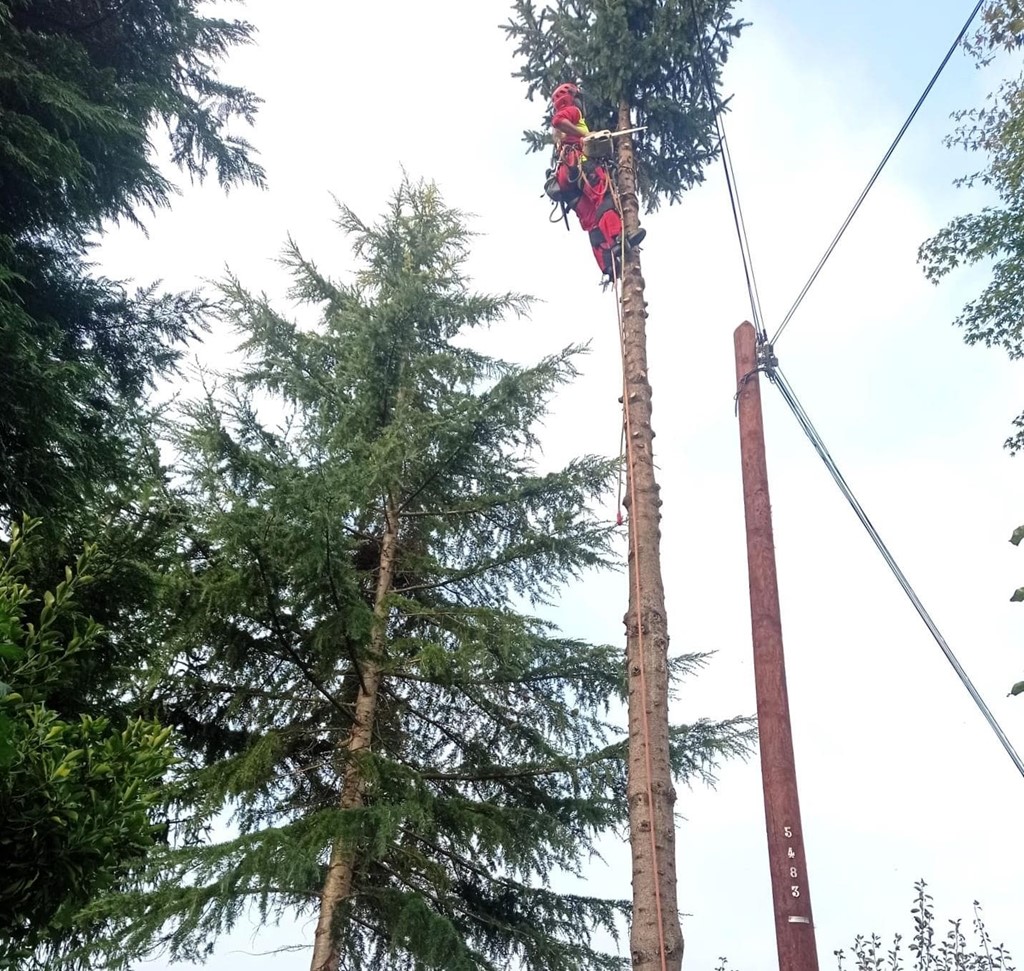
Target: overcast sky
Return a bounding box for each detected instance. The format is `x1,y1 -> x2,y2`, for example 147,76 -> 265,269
96,1 -> 1024,968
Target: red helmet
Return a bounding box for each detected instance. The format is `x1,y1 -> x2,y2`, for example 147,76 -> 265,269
552,82 -> 579,111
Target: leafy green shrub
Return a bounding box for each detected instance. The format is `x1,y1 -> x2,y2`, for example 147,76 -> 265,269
0,520 -> 173,958
836,881 -> 1016,971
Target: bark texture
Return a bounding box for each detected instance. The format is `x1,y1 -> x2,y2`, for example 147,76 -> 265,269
616,101 -> 683,971
309,497 -> 400,971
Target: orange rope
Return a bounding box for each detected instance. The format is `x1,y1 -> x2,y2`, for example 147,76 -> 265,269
616,422 -> 626,526
611,251 -> 670,971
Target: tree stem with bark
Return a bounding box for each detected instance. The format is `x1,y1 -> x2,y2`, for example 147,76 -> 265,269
309,496 -> 400,971
616,100 -> 683,971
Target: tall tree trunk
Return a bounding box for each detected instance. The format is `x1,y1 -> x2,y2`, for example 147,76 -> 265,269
310,496 -> 400,971
615,100 -> 683,971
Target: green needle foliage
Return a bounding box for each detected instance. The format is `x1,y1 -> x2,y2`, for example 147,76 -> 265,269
0,0 -> 262,239
0,0 -> 264,783
0,3 -> 262,960
0,0 -> 264,525
72,179 -> 753,971
0,520 -> 173,965
503,0 -> 747,210
504,7 -> 748,968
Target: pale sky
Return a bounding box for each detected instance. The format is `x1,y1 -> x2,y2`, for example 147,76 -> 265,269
96,1 -> 1024,968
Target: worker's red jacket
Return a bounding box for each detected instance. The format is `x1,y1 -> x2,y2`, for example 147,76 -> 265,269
551,104 -> 588,146
551,105 -> 612,226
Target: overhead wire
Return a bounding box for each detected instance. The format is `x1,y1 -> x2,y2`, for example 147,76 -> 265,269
767,364 -> 1024,781
716,115 -> 768,341
689,0 -> 768,341
772,0 -> 986,345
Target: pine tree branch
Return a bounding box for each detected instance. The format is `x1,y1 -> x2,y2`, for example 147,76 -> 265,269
23,0 -> 137,36
402,830 -> 497,885
417,762 -> 576,783
395,420 -> 485,515
321,511 -> 371,695
375,858 -> 548,954
411,737 -> 624,784
250,548 -> 354,720
451,680 -> 561,763
188,680 -> 326,705
398,505 -> 491,518
396,696 -> 473,754
392,539 -> 564,596
387,668 -> 591,687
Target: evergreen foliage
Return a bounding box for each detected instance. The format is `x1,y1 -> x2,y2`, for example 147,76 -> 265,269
0,0 -> 262,239
0,520 -> 173,964
71,180 -> 753,971
0,0 -> 264,524
503,0 -> 746,210
0,0 -> 263,954
504,6 -> 750,969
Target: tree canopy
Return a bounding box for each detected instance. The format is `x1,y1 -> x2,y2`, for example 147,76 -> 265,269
62,179 -> 753,971
917,1 -> 1024,695
504,0 -> 746,209
0,0 -> 264,524
0,0 -> 262,239
0,0 -> 263,954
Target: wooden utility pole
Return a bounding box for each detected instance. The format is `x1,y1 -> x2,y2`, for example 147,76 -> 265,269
733,321 -> 819,971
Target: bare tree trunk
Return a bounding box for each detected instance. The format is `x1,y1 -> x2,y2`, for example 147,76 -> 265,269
616,101 -> 683,971
310,496 -> 400,971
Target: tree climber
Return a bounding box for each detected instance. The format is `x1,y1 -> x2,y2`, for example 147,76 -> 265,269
545,82 -> 645,280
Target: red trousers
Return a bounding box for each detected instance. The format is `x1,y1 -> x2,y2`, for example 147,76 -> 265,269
555,149 -> 622,276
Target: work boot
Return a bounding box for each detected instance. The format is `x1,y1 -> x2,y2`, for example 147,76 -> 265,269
609,229 -> 646,256
604,246 -> 621,281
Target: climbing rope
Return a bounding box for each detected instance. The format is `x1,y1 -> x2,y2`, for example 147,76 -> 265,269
689,0 -> 767,340
551,127 -> 674,963
616,422 -> 626,526
611,248 -> 672,971
607,174 -> 629,285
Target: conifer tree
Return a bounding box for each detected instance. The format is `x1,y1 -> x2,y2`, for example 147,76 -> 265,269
0,3 -> 261,954
0,0 -> 264,834
0,0 -> 263,526
0,0 -> 265,719
504,4 -> 746,969
74,180 -> 752,971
